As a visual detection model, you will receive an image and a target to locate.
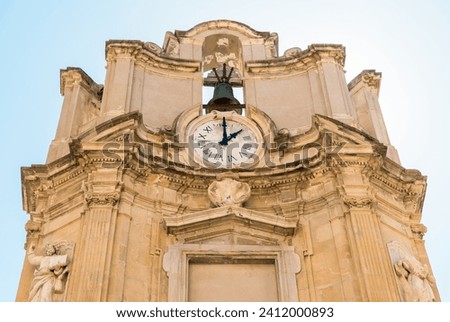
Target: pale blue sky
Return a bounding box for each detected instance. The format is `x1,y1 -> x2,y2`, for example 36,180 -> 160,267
1,0 -> 449,301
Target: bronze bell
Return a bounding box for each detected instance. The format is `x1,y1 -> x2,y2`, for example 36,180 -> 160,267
207,64 -> 240,106
208,82 -> 240,105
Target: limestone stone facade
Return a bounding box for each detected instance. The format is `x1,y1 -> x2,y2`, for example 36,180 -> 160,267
17,20 -> 439,302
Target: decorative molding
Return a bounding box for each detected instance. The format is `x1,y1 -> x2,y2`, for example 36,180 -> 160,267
264,32 -> 279,58
283,47 -> 302,58
247,44 -> 345,74
136,51 -> 201,73
348,70 -> 382,95
105,41 -> 142,62
84,191 -> 121,207
52,168 -> 85,189
82,181 -> 122,207
162,32 -> 180,57
369,173 -> 409,194
310,44 -> 345,66
163,244 -> 300,302
343,197 -> 374,209
25,220 -> 42,239
411,223 -> 427,240
165,204 -> 297,230
174,19 -> 275,41
144,42 -> 162,55
105,40 -> 201,73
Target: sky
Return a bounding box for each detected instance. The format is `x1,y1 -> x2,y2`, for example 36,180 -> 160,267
1,0 -> 449,302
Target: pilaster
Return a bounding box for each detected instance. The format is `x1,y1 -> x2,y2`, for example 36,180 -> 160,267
328,201 -> 362,301
343,196 -> 400,301
101,42 -> 140,119
106,210 -> 132,301
348,70 -> 400,163
311,45 -> 356,126
66,178 -> 123,301
47,68 -> 102,163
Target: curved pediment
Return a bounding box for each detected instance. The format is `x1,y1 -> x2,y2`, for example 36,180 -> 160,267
174,20 -> 275,41
162,19 -> 279,68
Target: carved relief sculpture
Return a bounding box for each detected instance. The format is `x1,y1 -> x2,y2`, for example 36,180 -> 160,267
203,34 -> 242,73
27,241 -> 73,302
208,178 -> 251,207
388,241 -> 435,302
394,255 -> 435,302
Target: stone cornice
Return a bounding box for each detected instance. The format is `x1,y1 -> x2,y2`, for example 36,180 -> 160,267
21,110 -> 426,218
69,110 -> 387,178
174,20 -> 275,41
246,44 -> 345,75
19,113 -> 397,185
105,40 -> 201,73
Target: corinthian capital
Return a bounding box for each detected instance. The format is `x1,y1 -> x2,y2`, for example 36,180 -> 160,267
343,196 -> 374,209
82,181 -> 122,207
105,41 -> 142,62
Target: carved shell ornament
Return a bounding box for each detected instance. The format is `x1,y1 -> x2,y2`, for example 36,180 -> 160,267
208,178 -> 251,207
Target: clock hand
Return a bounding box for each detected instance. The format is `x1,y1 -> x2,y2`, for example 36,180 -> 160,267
219,117 -> 229,145
226,129 -> 243,142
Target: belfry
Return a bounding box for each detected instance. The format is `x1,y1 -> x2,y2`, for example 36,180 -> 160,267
17,20 -> 439,301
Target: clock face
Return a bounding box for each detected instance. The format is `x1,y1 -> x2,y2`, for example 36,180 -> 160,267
192,117 -> 259,168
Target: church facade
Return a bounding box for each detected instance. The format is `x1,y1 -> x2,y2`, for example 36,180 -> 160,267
17,20 -> 439,301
